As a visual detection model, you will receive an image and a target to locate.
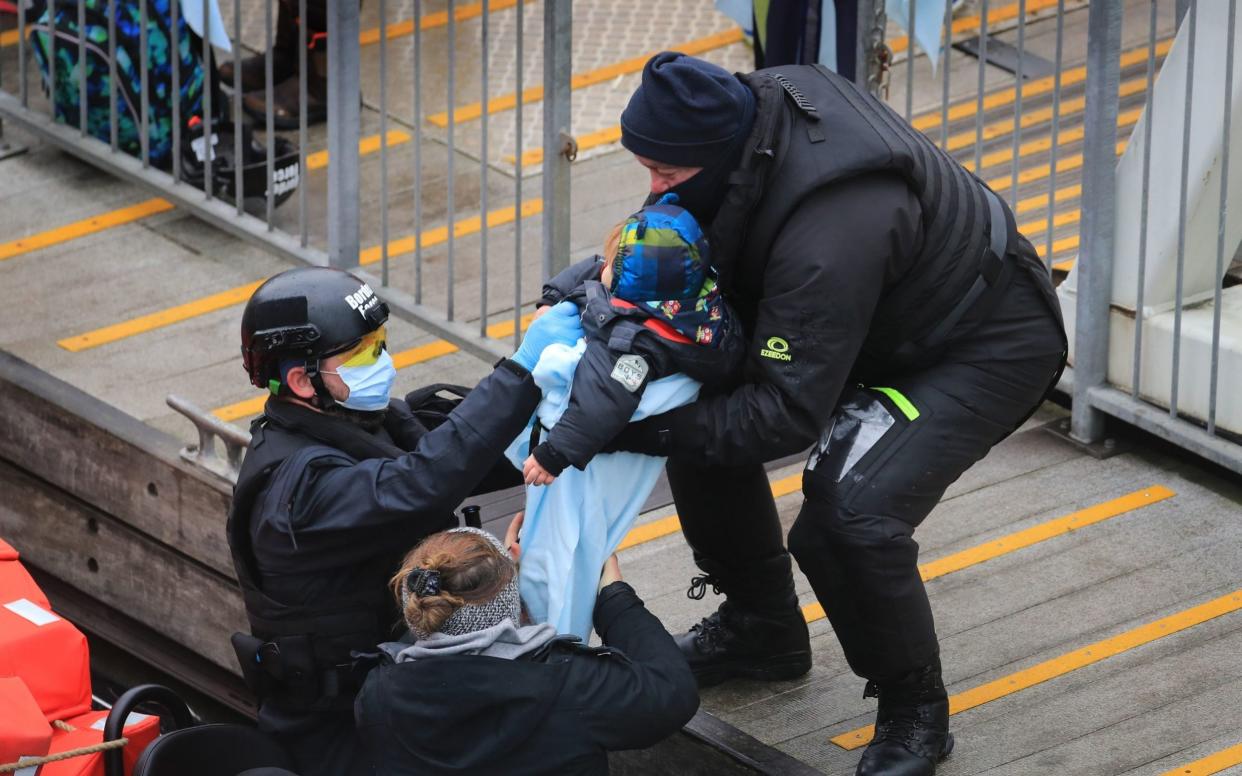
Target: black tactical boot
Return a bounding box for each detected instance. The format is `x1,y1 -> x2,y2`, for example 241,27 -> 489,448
674,555 -> 812,688
219,1 -> 299,92
855,664 -> 954,776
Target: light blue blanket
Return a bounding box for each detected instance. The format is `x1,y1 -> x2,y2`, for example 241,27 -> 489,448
504,340 -> 700,640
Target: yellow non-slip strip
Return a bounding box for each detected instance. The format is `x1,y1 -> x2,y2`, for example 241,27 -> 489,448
1,28 -> 19,47
0,197 -> 175,263
945,75 -> 1149,155
801,486 -> 1174,623
891,0 -> 1065,57
212,312 -> 539,422
11,130 -> 406,267
428,28 -> 745,128
305,130 -> 411,171
1162,742 -> 1242,776
963,106 -> 1143,174
58,280 -> 265,353
912,39 -> 1171,135
357,0 -> 531,46
58,199 -> 541,352
616,473 -> 804,552
358,199 -> 543,266
832,587 -> 1242,750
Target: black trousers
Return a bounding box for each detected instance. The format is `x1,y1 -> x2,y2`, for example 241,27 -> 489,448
669,249 -> 1067,681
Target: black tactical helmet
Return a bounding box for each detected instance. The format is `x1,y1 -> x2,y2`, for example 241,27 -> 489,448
240,267 -> 390,392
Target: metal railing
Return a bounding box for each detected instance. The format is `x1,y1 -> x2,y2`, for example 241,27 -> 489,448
1066,0 -> 1242,474
0,0 -> 575,361
4,0 -> 1240,474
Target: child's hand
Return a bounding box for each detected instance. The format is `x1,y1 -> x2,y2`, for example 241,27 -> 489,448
523,455 -> 557,486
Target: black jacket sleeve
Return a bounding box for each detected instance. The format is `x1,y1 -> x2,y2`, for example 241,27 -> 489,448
576,582 -> 700,750
534,330 -> 668,474
256,361 -> 539,567
657,174 -> 922,465
540,255 -> 605,307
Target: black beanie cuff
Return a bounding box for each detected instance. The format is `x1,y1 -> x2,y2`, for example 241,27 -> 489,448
619,125 -> 736,168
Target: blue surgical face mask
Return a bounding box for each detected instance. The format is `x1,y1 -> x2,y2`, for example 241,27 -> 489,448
323,349 -> 396,412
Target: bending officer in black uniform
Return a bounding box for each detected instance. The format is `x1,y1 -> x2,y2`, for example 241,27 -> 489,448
594,53 -> 1068,775
227,267 -> 583,776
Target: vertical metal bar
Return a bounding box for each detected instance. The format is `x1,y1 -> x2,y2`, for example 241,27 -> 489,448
48,0 -> 56,121
18,0 -> 27,108
1010,0 -> 1025,202
973,0 -> 988,173
232,0 -> 243,215
107,0 -> 116,150
1132,0 -> 1158,397
299,0 -> 308,245
327,0 -> 362,267
413,0 -> 423,301
513,0 -> 524,348
480,0 -> 490,336
201,0 -> 212,199
940,0 -> 952,150
139,0 -> 149,167
1176,0 -> 1191,27
380,0 -> 390,287
542,0 -> 572,279
78,0 -> 87,136
1070,0 -> 1123,444
171,0 -> 181,183
264,0 -> 275,225
1209,0 -> 1235,434
1171,0 -> 1198,419
447,0 -> 457,320
1044,0 -> 1064,270
47,0 -> 56,119
905,0 -> 915,121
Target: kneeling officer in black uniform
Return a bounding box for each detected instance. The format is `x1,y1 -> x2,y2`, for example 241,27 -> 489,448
602,53 -> 1069,775
227,266 -> 583,776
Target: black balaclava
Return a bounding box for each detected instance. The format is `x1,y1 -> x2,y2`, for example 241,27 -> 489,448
622,52 -> 758,225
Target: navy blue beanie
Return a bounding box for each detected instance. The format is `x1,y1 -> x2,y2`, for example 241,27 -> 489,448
620,52 -> 756,168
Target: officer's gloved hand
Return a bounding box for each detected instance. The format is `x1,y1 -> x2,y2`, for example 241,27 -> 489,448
511,301 -> 583,371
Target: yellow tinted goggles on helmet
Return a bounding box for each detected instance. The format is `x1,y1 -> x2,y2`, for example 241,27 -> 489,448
338,326 -> 388,368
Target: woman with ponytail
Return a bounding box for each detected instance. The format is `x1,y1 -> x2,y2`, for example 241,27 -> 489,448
355,521 -> 699,775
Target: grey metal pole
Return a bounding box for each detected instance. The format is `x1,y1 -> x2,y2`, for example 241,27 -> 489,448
327,0 -> 362,268
480,0 -> 491,336
855,0 -> 886,95
202,0 -> 212,200
1070,0 -> 1124,444
139,0 -> 149,167
1044,0 -> 1064,270
1210,0 -> 1236,435
1132,0 -> 1159,396
233,0 -> 243,215
973,0 -> 988,174
1171,0 -> 1198,419
514,0 -> 525,347
940,0 -> 952,150
108,0 -> 116,149
380,0 -> 390,287
447,0 -> 457,320
542,0 -> 572,279
904,0 -> 915,121
413,0 -> 424,302
78,0 -> 87,137
18,0 -> 27,108
171,0 -> 182,183
299,0 -> 309,245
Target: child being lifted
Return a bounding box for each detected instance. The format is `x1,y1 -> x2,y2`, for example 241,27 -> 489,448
507,193 -> 745,639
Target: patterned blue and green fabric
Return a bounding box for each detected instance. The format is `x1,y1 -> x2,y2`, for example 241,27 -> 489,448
611,193 -> 731,347
30,0 -> 211,168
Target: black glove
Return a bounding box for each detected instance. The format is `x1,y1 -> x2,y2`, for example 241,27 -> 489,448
599,412 -> 678,456
383,398 -> 428,450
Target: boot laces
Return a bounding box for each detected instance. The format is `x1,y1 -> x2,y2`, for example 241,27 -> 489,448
686,574 -> 721,601
689,611 -> 728,650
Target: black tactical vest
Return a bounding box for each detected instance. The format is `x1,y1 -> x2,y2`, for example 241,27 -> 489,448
226,406 -> 403,712
709,64 -> 1017,365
